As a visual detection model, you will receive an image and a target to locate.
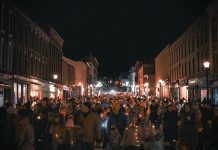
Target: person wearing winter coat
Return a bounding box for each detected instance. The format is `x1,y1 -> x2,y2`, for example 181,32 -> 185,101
34,109 -> 47,150
120,115 -> 145,150
107,101 -> 128,137
193,103 -> 203,150
108,123 -> 122,150
201,102 -> 213,150
78,102 -> 102,150
14,109 -> 35,150
178,103 -> 198,150
163,104 -> 178,146
149,124 -> 164,150
211,105 -> 218,150
51,114 -> 68,150
0,107 -> 13,150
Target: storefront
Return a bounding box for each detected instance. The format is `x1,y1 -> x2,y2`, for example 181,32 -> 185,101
0,81 -> 12,106
29,82 -> 57,100
188,77 -> 211,102
13,82 -> 28,104
179,80 -> 188,100
211,80 -> 218,104
0,73 -> 13,105
172,82 -> 179,100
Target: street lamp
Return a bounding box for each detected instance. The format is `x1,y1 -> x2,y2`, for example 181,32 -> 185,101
53,74 -> 58,80
203,61 -> 210,102
52,74 -> 58,99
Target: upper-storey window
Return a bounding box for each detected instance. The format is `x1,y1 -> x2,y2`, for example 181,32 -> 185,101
212,16 -> 217,45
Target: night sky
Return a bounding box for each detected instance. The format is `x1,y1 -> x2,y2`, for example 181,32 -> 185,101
14,0 -> 211,77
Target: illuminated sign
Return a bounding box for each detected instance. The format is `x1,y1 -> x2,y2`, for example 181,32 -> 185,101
30,90 -> 39,97
49,85 -> 55,92
189,78 -> 198,85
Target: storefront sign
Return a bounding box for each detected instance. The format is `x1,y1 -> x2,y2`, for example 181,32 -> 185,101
189,78 -> 198,86
30,89 -> 39,97
63,85 -> 69,91
49,85 -> 55,92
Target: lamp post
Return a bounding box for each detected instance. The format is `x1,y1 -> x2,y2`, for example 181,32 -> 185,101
203,61 -> 210,102
53,74 -> 58,99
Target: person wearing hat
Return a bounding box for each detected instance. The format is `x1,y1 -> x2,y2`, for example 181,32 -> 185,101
78,102 -> 102,150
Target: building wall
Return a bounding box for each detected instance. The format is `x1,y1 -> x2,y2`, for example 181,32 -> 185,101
0,1 -> 63,103
62,59 -> 75,86
207,0 -> 218,104
63,57 -> 87,87
155,0 -> 218,102
137,64 -> 155,96
0,2 -> 63,83
155,45 -> 171,97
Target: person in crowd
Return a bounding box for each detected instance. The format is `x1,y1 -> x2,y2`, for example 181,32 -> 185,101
65,115 -> 75,149
120,115 -> 145,150
211,105 -> 218,150
51,113 -> 68,150
108,101 -> 128,138
14,109 -> 35,150
163,103 -> 178,148
45,112 -> 54,150
201,101 -> 213,150
108,122 -> 122,150
34,109 -> 47,150
78,101 -> 102,150
0,107 -> 12,150
150,100 -> 159,125
193,102 -> 203,150
149,122 -> 164,150
178,103 -> 198,150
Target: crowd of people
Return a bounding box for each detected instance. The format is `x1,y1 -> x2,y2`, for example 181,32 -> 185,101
0,94 -> 218,150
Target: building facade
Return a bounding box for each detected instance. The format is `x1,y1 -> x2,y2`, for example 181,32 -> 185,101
155,44 -> 171,98
62,57 -> 75,99
0,1 -> 63,105
81,55 -> 99,96
155,0 -> 218,103
63,57 -> 88,96
137,64 -> 155,96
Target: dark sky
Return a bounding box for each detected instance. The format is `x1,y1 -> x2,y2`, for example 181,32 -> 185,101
15,0 -> 211,77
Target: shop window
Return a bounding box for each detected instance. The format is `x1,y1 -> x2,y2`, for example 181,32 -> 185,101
18,84 -> 21,100
0,38 -> 2,68
23,84 -> 27,102
14,83 -> 17,104
0,3 -> 3,31
212,16 -> 217,44
3,3 -> 7,32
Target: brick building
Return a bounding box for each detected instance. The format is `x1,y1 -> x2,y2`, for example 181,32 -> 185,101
137,64 -> 155,96
63,57 -> 88,96
62,57 -> 75,99
155,44 -> 171,98
155,0 -> 218,103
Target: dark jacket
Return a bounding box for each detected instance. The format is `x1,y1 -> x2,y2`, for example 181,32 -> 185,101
179,112 -> 198,146
108,111 -> 128,137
